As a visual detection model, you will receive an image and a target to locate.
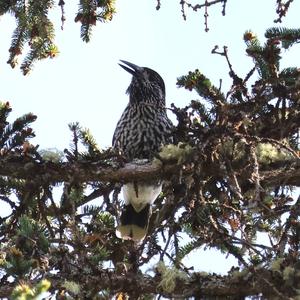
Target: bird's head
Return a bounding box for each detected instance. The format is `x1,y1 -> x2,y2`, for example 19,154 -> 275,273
119,60 -> 166,106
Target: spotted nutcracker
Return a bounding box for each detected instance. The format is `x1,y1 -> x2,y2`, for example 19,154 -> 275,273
113,60 -> 173,241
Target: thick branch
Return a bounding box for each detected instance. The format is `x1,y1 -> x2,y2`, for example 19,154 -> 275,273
0,269 -> 284,299
261,162 -> 300,187
0,156 -> 299,187
0,156 -> 182,183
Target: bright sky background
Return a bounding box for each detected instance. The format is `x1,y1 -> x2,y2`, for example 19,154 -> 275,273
0,0 -> 300,274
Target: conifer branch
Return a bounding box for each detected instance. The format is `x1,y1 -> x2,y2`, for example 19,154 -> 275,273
0,154 -> 299,187
0,267 -> 287,299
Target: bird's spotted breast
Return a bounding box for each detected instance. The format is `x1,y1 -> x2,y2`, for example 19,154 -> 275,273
113,102 -> 172,160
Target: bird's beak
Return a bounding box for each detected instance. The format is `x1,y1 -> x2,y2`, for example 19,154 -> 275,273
119,60 -> 143,76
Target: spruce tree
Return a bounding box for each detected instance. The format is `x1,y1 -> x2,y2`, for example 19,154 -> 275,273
0,1 -> 299,299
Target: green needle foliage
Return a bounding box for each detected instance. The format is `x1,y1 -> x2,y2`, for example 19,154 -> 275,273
265,27 -> 300,49
11,279 -> 51,300
75,0 -> 116,42
0,1 -> 294,75
0,0 -> 116,74
0,102 -> 36,153
1,24 -> 299,298
4,0 -> 58,74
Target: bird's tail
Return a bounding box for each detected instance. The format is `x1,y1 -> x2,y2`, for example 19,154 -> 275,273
116,203 -> 151,241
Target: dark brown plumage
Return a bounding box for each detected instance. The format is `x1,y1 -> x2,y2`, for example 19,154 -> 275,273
113,60 -> 173,241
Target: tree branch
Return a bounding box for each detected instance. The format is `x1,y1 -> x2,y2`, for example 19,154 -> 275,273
0,155 -> 299,187
0,268 -> 283,299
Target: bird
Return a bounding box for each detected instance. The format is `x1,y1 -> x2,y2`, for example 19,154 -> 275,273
113,60 -> 173,241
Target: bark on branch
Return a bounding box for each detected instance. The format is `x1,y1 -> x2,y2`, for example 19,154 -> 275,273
0,156 -> 299,187
0,268 -> 285,299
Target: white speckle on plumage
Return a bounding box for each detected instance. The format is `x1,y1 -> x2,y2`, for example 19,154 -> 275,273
113,60 -> 173,241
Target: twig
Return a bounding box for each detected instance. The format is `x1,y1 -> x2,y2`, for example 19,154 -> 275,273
180,0 -> 187,21
276,196 -> 300,254
179,0 -> 227,28
58,0 -> 66,30
249,143 -> 263,204
221,0 -> 227,15
159,228 -> 173,260
274,0 -> 294,23
156,0 -> 161,10
185,0 -> 227,11
204,0 -> 209,32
